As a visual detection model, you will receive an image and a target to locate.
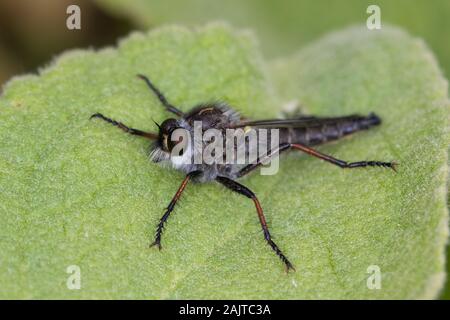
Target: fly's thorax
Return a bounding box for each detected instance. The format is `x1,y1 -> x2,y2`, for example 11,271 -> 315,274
183,103 -> 241,130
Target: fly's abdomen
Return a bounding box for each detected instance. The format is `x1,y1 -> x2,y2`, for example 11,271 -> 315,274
279,113 -> 381,146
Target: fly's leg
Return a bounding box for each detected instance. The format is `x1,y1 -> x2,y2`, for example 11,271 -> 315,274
151,171 -> 201,249
237,143 -> 291,178
238,143 -> 397,178
289,143 -> 398,171
137,74 -> 184,117
216,176 -> 295,272
90,113 -> 158,140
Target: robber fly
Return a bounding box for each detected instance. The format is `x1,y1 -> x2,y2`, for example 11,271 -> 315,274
90,74 -> 397,272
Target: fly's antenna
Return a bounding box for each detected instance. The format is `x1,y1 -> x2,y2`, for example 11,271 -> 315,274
152,119 -> 161,130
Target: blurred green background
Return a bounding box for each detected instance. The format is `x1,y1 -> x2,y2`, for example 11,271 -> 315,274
0,0 -> 448,298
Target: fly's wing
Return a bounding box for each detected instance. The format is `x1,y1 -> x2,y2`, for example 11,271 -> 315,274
229,114 -> 362,129
228,113 -> 381,146
220,113 -> 380,179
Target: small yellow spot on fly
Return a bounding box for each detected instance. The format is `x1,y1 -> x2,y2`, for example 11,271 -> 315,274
198,107 -> 214,115
163,134 -> 168,150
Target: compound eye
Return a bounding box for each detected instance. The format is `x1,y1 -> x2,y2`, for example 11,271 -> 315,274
160,119 -> 178,134
158,118 -> 179,151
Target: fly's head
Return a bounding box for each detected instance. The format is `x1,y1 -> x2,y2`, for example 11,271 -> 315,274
150,118 -> 190,163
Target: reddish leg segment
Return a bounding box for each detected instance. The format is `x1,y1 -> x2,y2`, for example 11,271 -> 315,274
151,171 -> 201,249
216,176 -> 295,272
238,142 -> 397,178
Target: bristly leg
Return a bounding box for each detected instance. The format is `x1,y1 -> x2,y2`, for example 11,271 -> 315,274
137,74 -> 184,117
237,143 -> 291,178
238,142 -> 397,178
151,171 -> 201,250
90,113 -> 158,140
289,143 -> 398,172
216,176 -> 295,272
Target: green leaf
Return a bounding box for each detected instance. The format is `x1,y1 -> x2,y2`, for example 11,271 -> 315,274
0,24 -> 448,299
95,0 -> 450,80
268,26 -> 449,299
